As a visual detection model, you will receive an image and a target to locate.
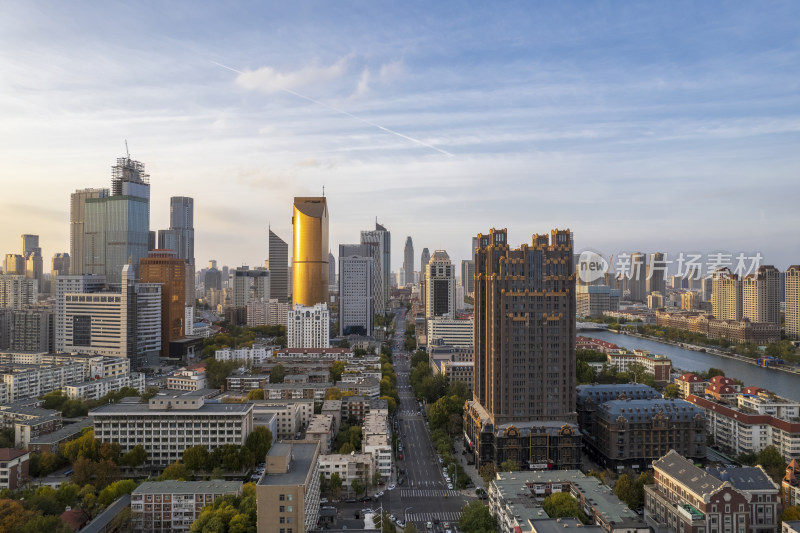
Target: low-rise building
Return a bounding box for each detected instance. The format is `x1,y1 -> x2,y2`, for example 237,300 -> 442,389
263,382 -> 330,401
214,344 -> 273,366
644,450 -> 779,533
489,470 -> 647,533
256,441 -> 321,533
674,373 -> 707,399
250,399 -> 314,439
335,378 -> 379,399
64,372 -> 145,401
318,452 -> 373,490
362,410 -> 391,480
91,390 -> 254,467
306,414 -> 334,454
166,369 -> 206,391
0,448 -> 29,490
130,480 -> 242,533
28,418 -> 93,454
605,349 -> 672,385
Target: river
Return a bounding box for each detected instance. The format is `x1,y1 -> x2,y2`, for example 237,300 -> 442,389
583,330 -> 800,402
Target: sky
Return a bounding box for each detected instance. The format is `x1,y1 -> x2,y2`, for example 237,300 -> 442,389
1,1 -> 799,275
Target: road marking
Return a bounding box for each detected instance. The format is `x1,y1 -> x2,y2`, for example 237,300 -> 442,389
408,511 -> 463,521
400,489 -> 461,498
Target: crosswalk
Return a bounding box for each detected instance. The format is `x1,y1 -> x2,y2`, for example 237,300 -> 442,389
407,510 -> 462,522
399,410 -> 421,417
401,489 -> 461,498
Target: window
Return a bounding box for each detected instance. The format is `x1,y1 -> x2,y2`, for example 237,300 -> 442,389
280,506 -> 284,512
280,494 -> 285,501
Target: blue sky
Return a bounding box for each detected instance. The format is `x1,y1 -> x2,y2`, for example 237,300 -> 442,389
1,1 -> 799,272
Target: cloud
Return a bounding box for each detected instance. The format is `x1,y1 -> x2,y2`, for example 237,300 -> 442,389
235,58 -> 348,94
353,68 -> 370,98
378,60 -> 404,83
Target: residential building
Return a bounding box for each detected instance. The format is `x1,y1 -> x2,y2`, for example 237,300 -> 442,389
576,384 -> 663,435
424,250 -> 456,319
743,266 -> 780,325
682,291 -> 698,310
338,244 -> 374,336
605,349 -> 672,384
166,369 -> 206,391
65,372 -> 145,401
0,448 -> 29,490
674,373 -> 707,399
306,414 -> 334,454
489,470 -> 647,533
91,390 -> 253,467
246,298 -> 289,327
647,291 -> 664,309
269,229 -> 289,303
577,285 -> 621,317
647,252 -> 667,297
131,480 -> 241,533
230,266 -> 270,308
712,267 -> 743,321
251,399 -> 314,439
0,362 -> 84,401
0,275 -> 37,309
403,237 -> 414,287
362,410 -> 392,480
204,261 -> 222,294
215,344 -> 273,366
83,156 -> 150,284
432,359 -> 474,391
10,305 -> 53,353
628,252 -> 647,302
786,266 -> 800,340
256,441 -> 321,533
293,197 -> 329,308
318,453 -> 373,491
50,253 -> 71,297
287,303 -> 330,348
139,250 -> 186,357
644,450 -> 779,533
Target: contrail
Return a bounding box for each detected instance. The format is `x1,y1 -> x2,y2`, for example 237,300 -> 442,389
211,60 -> 454,156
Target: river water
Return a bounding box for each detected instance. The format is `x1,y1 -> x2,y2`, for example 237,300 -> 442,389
583,330 -> 800,402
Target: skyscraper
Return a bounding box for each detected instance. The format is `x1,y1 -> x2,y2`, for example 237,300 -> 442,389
84,156 -> 150,284
4,255 -> 24,275
139,250 -> 186,357
425,250 -> 456,319
403,237 -> 414,286
50,253 -> 71,297
466,228 -> 579,469
711,267 -> 742,321
743,265 -> 780,324
360,221 -> 390,314
646,252 -> 667,297
420,248 -> 431,277
204,260 -> 222,294
786,266 -> 800,340
20,234 -> 43,292
158,196 -> 195,304
269,229 -> 289,303
328,251 -> 336,287
628,252 -> 647,302
338,244 -> 374,336
70,188 -> 108,275
472,228 -> 576,424
460,259 -> 475,295
292,197 -> 329,308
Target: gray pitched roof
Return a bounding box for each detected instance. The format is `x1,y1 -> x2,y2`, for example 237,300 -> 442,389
705,466 -> 778,492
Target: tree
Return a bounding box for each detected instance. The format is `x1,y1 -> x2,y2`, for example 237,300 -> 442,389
204,358 -> 238,389
375,511 -> 397,533
329,360 -> 346,382
62,428 -> 99,461
614,473 -> 634,507
121,444 -> 148,468
500,459 -> 520,472
245,426 -> 273,462
183,445 -> 210,472
404,522 -> 418,533
159,461 -> 191,481
324,387 -> 343,400
351,477 -> 365,496
329,472 -> 343,499
339,442 -> 355,454
246,388 -> 265,400
98,479 -> 137,506
269,364 -> 286,384
755,445 -> 787,482
479,463 -> 497,484
0,499 -> 35,533
663,384 -> 680,398
627,362 -> 649,384
459,501 -> 497,533
542,492 -> 588,523
781,506 -> 800,522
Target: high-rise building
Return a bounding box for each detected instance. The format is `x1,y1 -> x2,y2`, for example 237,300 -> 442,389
54,274 -> 107,351
157,196 -> 195,305
420,248 -> 431,279
59,265 -> 161,369
742,265 -> 780,325
786,266 -> 800,340
230,267 -> 270,308
628,252 -> 647,302
403,237 -> 414,286
360,222 -> 390,315
328,251 -> 336,288
460,259 -> 475,296
0,276 -> 37,309
292,197 -> 329,308
139,250 -> 186,357
425,250 -> 456,320
4,255 -> 24,275
84,156 -> 150,284
20,235 -> 39,257
711,267 -> 742,321
10,305 -> 53,353
473,228 -> 576,424
646,252 -> 667,297
701,276 -> 713,302
338,244 -> 374,336
204,260 -> 222,294
287,303 -> 330,348
466,228 -> 579,470
50,253 -> 70,297
70,188 -> 109,275
268,229 -> 289,303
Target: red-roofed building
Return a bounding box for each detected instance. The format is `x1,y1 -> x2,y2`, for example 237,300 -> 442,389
0,448 -> 29,489
705,383 -> 738,401
576,336 -> 620,353
674,373 -> 706,399
59,507 -> 91,532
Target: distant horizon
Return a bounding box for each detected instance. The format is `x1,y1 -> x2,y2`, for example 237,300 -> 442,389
2,2 -> 799,271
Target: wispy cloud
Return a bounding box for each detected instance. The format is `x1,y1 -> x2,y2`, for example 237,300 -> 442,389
235,58 -> 349,94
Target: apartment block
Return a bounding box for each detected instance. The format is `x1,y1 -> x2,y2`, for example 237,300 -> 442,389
306,414 -> 334,454
427,316 -> 473,347
131,480 -> 242,533
256,441 -> 321,533
318,452 -> 373,490
712,268 -> 743,321
0,275 -> 37,310
246,298 -> 289,327
577,284 -> 621,317
91,390 -> 253,467
674,373 -> 707,399
362,409 -> 391,480
743,266 -> 780,325
64,372 -> 145,401
0,448 -> 29,490
287,303 -> 330,348
605,349 -> 672,384
786,266 -> 800,340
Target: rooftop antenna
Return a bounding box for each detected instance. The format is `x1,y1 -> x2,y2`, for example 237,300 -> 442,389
125,140 -> 130,159
322,185 -> 325,197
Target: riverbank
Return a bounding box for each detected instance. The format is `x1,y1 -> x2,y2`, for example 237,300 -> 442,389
610,330 -> 800,376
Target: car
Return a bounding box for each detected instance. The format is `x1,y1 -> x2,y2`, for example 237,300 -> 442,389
390,515 -> 396,521
320,498 -> 329,504
345,498 -> 357,503
398,478 -> 405,485
443,523 -> 451,529
438,456 -> 443,464
447,483 -> 453,490
426,522 -> 433,530
387,483 -> 396,490
446,530 -> 453,533
362,508 -> 374,515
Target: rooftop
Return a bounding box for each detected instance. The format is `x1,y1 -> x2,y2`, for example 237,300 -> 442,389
89,402 -> 252,415
133,480 -> 242,495
258,441 -> 319,487
705,466 -> 777,491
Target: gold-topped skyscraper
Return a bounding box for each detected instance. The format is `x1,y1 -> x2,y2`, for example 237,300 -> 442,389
292,197 -> 329,308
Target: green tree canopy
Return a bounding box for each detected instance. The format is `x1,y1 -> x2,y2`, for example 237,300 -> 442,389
159,461 -> 191,481
542,492 -> 588,523
459,501 -> 498,533
183,445 -> 210,472
120,444 -> 148,468
499,459 -> 520,472
246,388 -> 265,400
245,427 -> 273,462
269,364 -> 286,384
